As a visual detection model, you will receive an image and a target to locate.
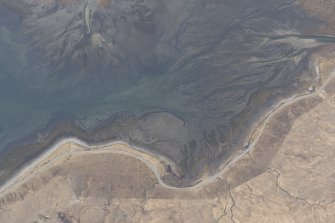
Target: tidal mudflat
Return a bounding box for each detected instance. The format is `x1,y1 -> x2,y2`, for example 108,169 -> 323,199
0,0 -> 335,188
0,52 -> 334,222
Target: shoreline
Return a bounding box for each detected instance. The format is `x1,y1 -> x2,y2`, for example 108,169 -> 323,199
0,52 -> 334,194
0,138 -> 181,195
1,59 -> 333,194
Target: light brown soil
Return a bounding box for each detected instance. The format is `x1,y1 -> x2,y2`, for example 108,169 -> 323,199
0,53 -> 334,223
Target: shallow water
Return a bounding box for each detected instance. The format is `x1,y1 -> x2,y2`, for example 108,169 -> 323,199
0,0 -> 334,184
